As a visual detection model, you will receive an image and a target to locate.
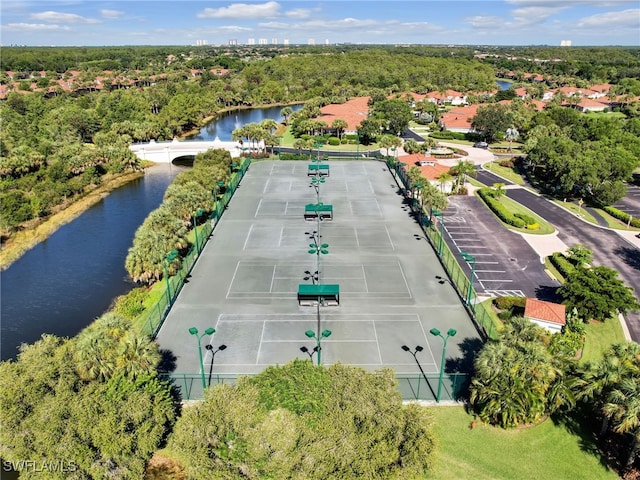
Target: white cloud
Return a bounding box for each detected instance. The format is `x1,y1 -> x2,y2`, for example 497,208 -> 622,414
507,0 -> 636,6
285,8 -> 314,20
216,25 -> 253,33
576,8 -> 640,28
466,15 -> 505,29
510,6 -> 566,25
29,11 -> 100,24
197,1 -> 281,19
100,9 -> 125,20
4,22 -> 71,31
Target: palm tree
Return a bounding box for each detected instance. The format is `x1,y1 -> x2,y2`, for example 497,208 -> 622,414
602,378 -> 640,467
492,182 -> 506,198
437,171 -> 453,193
280,106 -> 293,125
450,159 -> 477,193
505,127 -> 519,152
331,119 -> 348,141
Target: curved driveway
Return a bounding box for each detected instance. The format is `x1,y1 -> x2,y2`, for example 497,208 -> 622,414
475,167 -> 640,342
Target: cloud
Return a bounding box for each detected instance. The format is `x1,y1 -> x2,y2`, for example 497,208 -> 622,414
29,11 -> 100,24
4,22 -> 71,31
576,8 -> 640,28
100,9 -> 125,20
197,1 -> 281,19
466,15 -> 505,29
510,6 -> 566,25
506,0 -> 636,6
285,8 -> 314,20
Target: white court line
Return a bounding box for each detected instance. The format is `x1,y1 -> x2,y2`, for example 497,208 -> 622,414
371,321 -> 383,364
269,265 -> 276,292
243,224 -> 254,250
397,261 -> 413,300
262,178 -> 271,194
278,226 -> 284,247
226,262 -> 242,299
384,225 -> 395,250
362,265 -> 369,293
254,199 -> 263,218
256,321 -> 266,365
354,226 -> 360,248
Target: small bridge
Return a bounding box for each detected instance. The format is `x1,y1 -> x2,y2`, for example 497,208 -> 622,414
129,137 -> 251,163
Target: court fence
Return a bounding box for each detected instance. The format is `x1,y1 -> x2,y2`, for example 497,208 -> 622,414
139,157 -> 252,338
161,370 -> 470,402
386,157 -> 499,340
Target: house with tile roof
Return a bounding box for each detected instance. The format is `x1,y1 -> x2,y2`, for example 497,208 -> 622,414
524,298 -> 566,333
426,90 -> 468,106
437,104 -> 480,133
316,96 -> 370,135
398,153 -> 454,193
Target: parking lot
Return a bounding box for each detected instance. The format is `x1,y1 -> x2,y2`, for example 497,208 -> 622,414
156,161 -> 481,379
440,196 -> 559,299
613,183 -> 640,220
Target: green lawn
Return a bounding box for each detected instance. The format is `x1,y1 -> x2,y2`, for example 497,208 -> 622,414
428,406 -> 618,480
580,318 -> 626,364
483,162 -> 526,185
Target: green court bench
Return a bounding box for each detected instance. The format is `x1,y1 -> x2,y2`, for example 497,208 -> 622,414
297,284 -> 340,306
307,163 -> 330,176
304,203 -> 333,221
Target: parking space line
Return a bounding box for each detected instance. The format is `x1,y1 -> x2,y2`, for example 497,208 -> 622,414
475,270 -> 506,273
479,279 -> 514,282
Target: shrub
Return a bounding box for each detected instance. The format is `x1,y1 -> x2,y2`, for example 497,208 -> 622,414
113,287 -> 148,320
602,205 -> 640,228
549,252 -> 576,280
499,159 -> 515,168
514,213 -> 536,225
526,223 -> 540,230
494,296 -> 526,311
327,136 -> 340,146
477,188 -> 526,228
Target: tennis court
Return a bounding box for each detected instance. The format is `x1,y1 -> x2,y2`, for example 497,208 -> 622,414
155,160 -> 481,378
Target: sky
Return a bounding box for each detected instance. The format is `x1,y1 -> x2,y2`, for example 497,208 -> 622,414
1,0 -> 639,47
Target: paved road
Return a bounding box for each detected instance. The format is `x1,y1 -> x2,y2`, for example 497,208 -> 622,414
507,188 -> 640,342
613,182 -> 640,221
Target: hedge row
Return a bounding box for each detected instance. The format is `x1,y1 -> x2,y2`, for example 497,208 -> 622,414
602,205 -> 640,228
549,252 -> 576,280
477,188 -> 527,228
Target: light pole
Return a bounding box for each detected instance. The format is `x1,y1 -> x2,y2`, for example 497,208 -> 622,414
205,343 -> 227,387
310,175 -> 325,204
188,326 -> 216,390
460,251 -> 476,306
300,345 -> 318,360
193,207 -> 206,254
432,209 -> 445,256
162,250 -> 179,305
430,328 -> 457,403
305,329 -> 331,365
308,241 -> 328,284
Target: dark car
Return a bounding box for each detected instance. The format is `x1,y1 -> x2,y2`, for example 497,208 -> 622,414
473,142 -> 489,149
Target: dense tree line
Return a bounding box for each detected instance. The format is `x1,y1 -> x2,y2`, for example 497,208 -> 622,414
166,360 -> 436,479
0,314 -> 180,478
125,149 -> 231,284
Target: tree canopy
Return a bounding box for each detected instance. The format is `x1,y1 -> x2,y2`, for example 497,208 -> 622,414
166,360 -> 437,479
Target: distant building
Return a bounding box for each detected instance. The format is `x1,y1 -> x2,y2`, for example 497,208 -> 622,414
560,40 -> 572,47
271,38 -> 278,45
247,38 -> 255,45
308,38 -> 316,45
195,39 -> 208,46
283,39 -> 289,46
228,39 -> 238,46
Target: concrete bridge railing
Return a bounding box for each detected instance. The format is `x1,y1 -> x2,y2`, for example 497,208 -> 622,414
129,137 -> 255,163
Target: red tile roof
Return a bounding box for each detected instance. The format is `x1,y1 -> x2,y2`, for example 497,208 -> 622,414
524,298 -> 566,325
316,96 -> 370,132
398,154 -> 452,180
